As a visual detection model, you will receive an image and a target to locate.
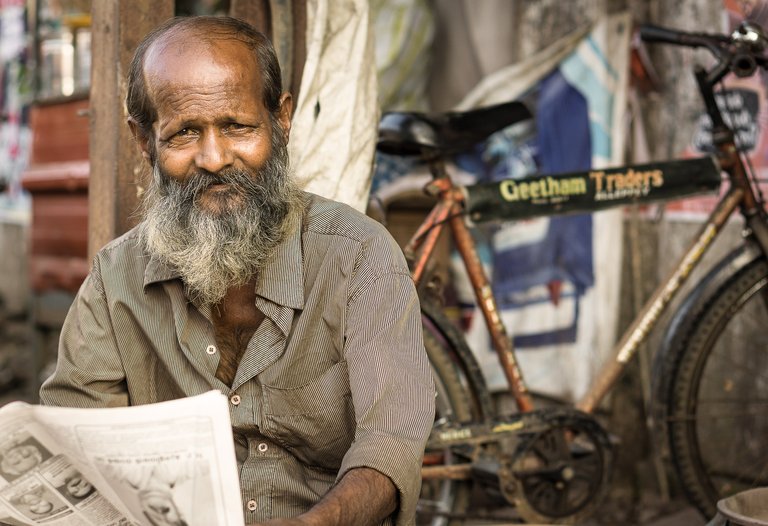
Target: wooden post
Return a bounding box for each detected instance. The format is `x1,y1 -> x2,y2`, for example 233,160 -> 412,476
230,0 -> 307,102
88,1 -> 173,259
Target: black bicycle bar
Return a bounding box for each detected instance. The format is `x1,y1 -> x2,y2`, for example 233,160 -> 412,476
640,24 -> 729,54
464,156 -> 722,223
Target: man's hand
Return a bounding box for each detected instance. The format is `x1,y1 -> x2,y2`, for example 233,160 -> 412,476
247,466 -> 397,526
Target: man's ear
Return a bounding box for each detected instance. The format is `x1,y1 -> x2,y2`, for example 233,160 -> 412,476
277,92 -> 293,143
128,118 -> 152,163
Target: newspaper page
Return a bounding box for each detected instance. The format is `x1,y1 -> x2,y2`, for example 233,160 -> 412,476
0,391 -> 244,526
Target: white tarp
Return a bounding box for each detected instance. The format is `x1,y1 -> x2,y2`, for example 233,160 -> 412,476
289,0 -> 379,212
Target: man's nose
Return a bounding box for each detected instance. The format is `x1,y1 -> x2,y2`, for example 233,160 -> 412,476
195,132 -> 234,173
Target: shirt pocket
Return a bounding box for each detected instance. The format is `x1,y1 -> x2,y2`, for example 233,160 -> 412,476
261,361 -> 355,470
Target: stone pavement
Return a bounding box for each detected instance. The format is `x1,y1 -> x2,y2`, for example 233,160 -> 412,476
460,498 -> 706,525
446,472 -> 710,525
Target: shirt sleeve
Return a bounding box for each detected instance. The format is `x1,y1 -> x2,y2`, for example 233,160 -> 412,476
39,256 -> 129,408
338,233 -> 435,526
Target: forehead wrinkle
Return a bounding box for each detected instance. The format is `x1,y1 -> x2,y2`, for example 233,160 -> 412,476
142,35 -> 264,124
152,77 -> 260,119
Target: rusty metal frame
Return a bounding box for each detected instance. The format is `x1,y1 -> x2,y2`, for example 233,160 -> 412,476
405,164 -> 535,413
411,155 -> 760,422
577,187 -> 744,413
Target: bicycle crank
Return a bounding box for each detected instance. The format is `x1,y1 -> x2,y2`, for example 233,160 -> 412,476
498,408 -> 613,524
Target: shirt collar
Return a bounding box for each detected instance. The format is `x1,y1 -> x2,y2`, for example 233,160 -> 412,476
144,251 -> 179,287
255,216 -> 304,310
142,214 -> 305,311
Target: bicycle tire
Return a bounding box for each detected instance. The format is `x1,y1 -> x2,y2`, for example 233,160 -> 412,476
419,313 -> 487,525
663,252 -> 768,518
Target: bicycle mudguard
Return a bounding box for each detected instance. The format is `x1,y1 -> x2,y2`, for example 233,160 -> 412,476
464,156 -> 722,223
420,298 -> 495,420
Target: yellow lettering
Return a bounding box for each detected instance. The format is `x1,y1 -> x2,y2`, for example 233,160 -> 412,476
530,181 -> 540,199
572,177 -> 586,194
499,175 -> 587,202
499,181 -> 518,201
652,169 -> 663,187
519,182 -> 530,200
641,170 -> 652,190
547,177 -> 559,196
590,171 -> 605,191
616,171 -> 628,190
538,179 -> 549,198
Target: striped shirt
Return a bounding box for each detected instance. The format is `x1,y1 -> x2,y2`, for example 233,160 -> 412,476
40,192 -> 435,525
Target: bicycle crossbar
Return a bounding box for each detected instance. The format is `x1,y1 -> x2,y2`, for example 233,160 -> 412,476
464,156 -> 722,223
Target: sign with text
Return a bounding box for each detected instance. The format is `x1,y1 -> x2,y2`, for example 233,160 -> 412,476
692,88 -> 760,152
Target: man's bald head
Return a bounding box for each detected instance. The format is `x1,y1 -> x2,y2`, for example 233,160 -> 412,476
126,16 -> 283,140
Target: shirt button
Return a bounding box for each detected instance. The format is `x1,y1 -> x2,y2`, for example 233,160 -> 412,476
206,345 -> 216,355
257,442 -> 268,453
247,499 -> 257,511
230,394 -> 241,406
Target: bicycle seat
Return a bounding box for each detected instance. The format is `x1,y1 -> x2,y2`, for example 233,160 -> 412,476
377,100 -> 532,158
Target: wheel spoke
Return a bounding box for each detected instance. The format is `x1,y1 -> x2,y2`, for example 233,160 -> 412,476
664,259 -> 768,518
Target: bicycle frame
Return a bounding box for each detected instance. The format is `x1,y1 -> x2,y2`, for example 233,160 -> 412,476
406,162 -> 535,413
403,22 -> 768,523
404,63 -> 768,418
581,63 -> 768,412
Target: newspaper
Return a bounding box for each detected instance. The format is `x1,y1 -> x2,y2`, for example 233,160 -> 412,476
0,391 -> 244,526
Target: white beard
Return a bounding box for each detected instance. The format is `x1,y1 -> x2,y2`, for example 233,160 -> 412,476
138,128 -> 302,306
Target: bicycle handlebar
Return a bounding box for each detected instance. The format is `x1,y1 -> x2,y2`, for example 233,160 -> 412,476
640,24 -> 730,52
639,22 -> 768,214
640,22 -> 768,82
640,24 -> 729,54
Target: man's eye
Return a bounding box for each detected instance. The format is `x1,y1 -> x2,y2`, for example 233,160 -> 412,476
165,128 -> 196,143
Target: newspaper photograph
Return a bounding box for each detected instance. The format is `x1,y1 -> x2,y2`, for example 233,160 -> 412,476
0,390 -> 244,526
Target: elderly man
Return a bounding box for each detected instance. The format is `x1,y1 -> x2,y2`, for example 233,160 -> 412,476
40,16 -> 434,526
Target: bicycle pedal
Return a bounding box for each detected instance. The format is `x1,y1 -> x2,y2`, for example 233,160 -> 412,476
470,458 -> 508,498
470,458 -> 500,482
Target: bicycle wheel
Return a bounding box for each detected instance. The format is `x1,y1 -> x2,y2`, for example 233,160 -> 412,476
664,254 -> 768,518
419,319 -> 485,525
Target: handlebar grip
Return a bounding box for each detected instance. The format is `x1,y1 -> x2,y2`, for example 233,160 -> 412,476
640,24 -> 691,45
639,24 -> 728,50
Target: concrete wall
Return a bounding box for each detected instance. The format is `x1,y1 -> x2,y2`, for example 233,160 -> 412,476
0,220 -> 29,316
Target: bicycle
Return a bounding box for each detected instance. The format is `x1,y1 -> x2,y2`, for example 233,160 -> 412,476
370,22 -> 768,525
